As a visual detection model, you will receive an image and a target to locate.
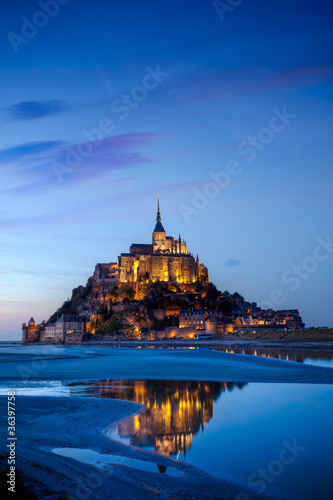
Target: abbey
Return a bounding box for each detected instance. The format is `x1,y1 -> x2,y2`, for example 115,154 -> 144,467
94,197 -> 209,289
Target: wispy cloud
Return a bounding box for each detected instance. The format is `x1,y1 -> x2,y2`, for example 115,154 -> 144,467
0,178 -> 142,230
0,132 -> 158,194
224,259 -> 242,267
0,300 -> 37,307
5,100 -> 70,120
0,141 -> 64,161
0,266 -> 88,280
167,64 -> 333,107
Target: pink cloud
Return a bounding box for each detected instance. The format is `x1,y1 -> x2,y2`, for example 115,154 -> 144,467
1,132 -> 159,194
168,64 -> 333,106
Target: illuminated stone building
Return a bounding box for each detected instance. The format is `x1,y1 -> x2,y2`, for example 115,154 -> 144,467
54,314 -> 85,341
92,197 -> 209,302
118,198 -> 209,284
22,315 -> 86,344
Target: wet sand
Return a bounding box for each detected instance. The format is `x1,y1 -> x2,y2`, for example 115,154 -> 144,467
2,344 -> 333,383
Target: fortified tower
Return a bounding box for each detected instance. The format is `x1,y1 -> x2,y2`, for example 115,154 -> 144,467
21,317 -> 43,344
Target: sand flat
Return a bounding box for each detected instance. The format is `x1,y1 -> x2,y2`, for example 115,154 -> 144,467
0,345 -> 333,383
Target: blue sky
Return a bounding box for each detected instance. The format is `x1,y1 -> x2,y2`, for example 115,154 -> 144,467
1,0 -> 332,339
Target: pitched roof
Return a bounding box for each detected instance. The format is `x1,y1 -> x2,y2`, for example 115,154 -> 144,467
154,220 -> 165,232
56,315 -> 84,322
131,244 -> 152,248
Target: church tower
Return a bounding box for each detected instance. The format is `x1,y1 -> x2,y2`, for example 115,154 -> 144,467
152,195 -> 166,252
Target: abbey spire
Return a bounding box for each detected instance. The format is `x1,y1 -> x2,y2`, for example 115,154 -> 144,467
157,194 -> 161,222
153,194 -> 165,233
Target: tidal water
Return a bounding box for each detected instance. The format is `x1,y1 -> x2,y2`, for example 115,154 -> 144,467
66,378 -> 333,500
213,346 -> 333,369
52,447 -> 183,477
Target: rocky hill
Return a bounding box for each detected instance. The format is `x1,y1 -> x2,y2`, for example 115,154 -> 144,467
46,272 -> 305,338
47,278 -> 238,336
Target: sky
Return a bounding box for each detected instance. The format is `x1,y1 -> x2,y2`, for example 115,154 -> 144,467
0,0 -> 332,339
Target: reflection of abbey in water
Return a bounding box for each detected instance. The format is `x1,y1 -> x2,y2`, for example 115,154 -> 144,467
80,379 -> 246,457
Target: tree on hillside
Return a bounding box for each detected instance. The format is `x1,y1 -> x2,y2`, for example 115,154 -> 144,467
162,297 -> 190,310
200,283 -> 220,301
146,281 -> 169,299
194,282 -> 205,293
217,300 -> 232,317
118,285 -> 135,302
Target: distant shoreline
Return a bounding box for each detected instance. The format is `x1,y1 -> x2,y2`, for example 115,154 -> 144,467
71,338 -> 333,352
15,328 -> 333,351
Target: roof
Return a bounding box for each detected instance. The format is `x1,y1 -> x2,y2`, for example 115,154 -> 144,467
56,315 -> 84,322
153,220 -> 165,232
131,244 -> 152,248
276,309 -> 299,314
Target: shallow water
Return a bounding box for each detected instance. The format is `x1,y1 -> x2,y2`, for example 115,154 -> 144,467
52,447 -> 183,477
71,378 -> 333,500
0,379 -> 72,397
212,346 -> 333,368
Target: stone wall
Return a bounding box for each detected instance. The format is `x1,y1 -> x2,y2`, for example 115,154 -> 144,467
151,309 -> 180,321
118,252 -> 208,285
165,327 -> 196,339
65,333 -> 83,343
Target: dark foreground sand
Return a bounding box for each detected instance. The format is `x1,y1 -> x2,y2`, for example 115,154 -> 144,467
0,396 -> 278,500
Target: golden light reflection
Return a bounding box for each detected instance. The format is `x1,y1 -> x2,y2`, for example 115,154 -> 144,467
134,415 -> 140,430
76,379 -> 246,457
213,347 -> 307,364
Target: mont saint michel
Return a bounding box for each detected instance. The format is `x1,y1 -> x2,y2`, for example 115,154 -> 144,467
22,198 -> 304,344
